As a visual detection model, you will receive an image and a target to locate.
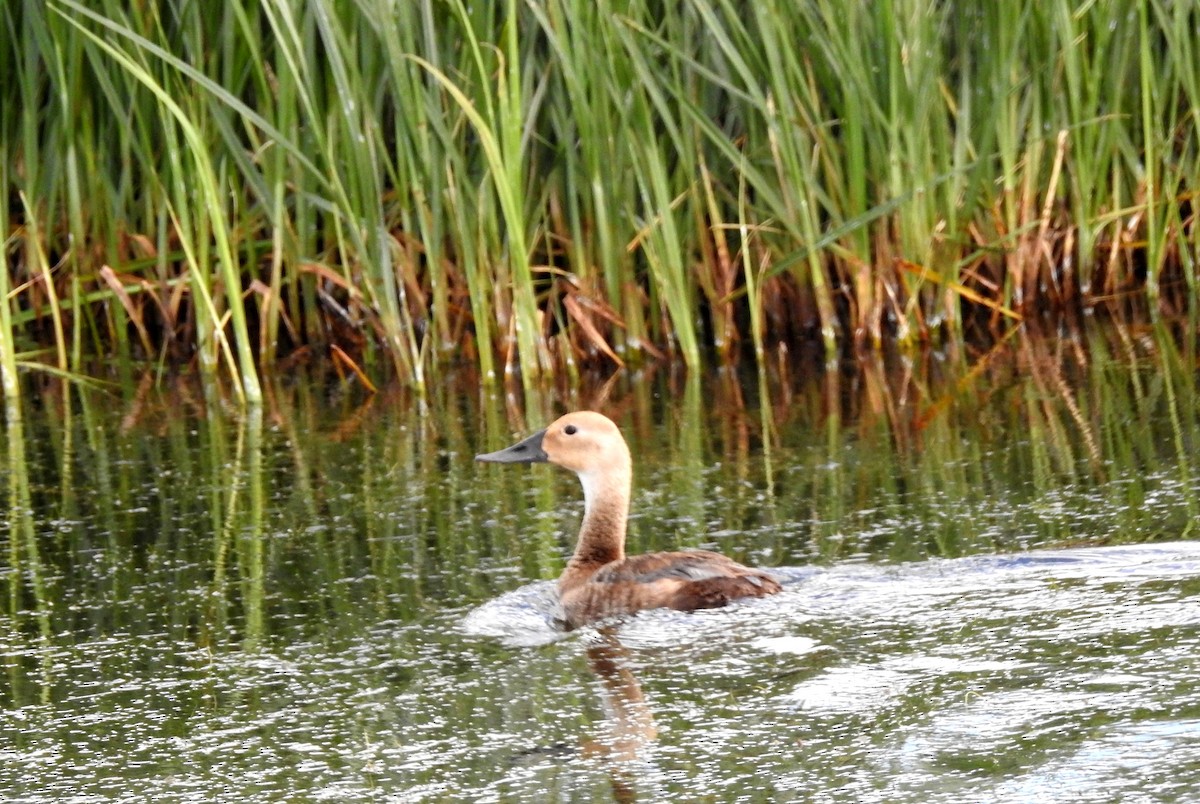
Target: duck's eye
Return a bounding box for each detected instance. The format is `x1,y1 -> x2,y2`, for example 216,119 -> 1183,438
564,424 -> 578,435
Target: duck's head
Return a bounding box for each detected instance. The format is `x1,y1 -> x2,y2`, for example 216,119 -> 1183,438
475,411 -> 630,477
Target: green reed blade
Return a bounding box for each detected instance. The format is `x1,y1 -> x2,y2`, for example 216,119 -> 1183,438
55,6 -> 261,402
0,161 -> 18,401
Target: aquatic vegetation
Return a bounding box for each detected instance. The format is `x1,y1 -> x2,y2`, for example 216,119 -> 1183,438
2,0 -> 1198,399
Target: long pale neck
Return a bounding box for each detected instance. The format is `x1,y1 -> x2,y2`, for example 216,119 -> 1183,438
569,466 -> 630,569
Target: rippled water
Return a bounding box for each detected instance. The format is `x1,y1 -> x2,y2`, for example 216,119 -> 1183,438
1,323 -> 1199,801
460,544 -> 1200,802
7,545 -> 1198,802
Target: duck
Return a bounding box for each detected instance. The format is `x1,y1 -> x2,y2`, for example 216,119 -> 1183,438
476,411 -> 781,629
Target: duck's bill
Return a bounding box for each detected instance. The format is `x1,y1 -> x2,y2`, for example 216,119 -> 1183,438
475,429 -> 548,464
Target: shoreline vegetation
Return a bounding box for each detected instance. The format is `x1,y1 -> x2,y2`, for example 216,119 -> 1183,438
3,0 -> 1198,403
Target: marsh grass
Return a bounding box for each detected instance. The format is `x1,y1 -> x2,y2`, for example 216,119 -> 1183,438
2,0 -> 1198,398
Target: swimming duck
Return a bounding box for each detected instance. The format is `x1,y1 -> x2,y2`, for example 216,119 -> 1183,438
476,411 -> 781,628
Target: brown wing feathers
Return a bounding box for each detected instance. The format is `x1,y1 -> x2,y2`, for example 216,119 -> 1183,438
573,550 -> 782,622
666,574 -> 781,611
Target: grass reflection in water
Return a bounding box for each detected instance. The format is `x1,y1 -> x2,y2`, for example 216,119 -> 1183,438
0,320 -> 1198,801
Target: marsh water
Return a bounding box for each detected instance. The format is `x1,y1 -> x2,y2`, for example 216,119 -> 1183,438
2,321 -> 1200,802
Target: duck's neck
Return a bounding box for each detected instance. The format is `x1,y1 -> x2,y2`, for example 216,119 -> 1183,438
566,466 -> 630,572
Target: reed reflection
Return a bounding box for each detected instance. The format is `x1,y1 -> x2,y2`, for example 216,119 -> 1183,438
3,397 -> 51,705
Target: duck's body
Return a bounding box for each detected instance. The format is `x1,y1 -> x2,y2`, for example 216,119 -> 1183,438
476,411 -> 780,629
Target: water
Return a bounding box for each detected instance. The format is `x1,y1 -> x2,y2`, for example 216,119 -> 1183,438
461,545 -> 1200,802
1,322 -> 1199,801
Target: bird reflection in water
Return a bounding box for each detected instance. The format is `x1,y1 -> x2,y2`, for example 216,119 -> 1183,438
581,627 -> 658,802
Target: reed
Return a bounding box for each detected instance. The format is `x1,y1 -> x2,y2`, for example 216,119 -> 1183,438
1,0 -> 1196,396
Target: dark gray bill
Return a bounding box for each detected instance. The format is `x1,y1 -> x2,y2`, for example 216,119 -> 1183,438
475,429 -> 548,464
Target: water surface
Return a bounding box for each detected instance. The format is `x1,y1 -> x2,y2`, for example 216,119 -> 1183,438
1,322 -> 1198,801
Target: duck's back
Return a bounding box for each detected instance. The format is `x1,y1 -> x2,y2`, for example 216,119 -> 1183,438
559,550 -> 781,628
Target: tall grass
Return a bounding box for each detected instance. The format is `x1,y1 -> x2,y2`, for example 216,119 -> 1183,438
2,0 -> 1197,399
